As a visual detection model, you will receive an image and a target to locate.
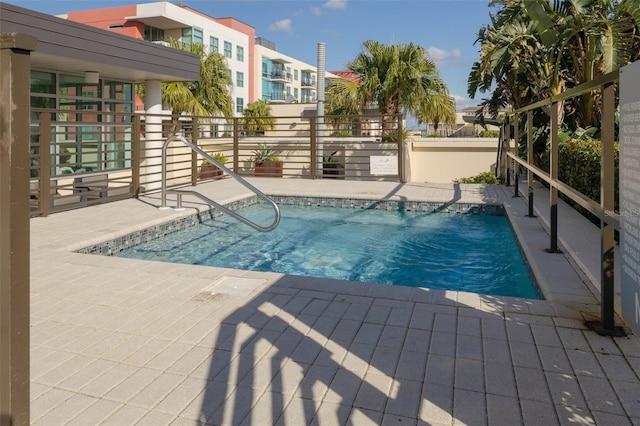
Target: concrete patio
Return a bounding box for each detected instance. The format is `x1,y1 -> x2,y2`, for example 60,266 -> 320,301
29,179 -> 640,425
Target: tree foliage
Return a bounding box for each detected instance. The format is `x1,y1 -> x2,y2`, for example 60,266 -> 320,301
469,0 -> 640,129
240,99 -> 276,136
326,40 -> 455,136
162,39 -> 233,132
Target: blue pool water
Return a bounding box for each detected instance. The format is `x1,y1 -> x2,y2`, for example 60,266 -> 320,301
116,204 -> 540,299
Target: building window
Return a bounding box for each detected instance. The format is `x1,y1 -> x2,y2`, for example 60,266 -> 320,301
193,28 -> 203,45
294,69 -> 298,81
182,27 -> 203,46
294,88 -> 298,99
209,36 -> 218,53
30,71 -> 135,176
144,25 -> 164,41
236,97 -> 244,113
236,46 -> 244,62
236,71 -> 244,88
224,41 -> 232,58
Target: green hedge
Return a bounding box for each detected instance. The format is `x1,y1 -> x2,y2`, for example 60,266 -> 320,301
539,138 -> 619,222
478,130 -> 500,138
453,171 -> 500,184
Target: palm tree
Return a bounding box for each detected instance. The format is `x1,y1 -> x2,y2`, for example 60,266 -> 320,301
415,94 -> 457,135
240,99 -> 275,136
162,38 -> 233,132
327,40 -> 453,138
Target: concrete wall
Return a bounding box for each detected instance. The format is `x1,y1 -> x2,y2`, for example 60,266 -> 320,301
408,138 -> 499,183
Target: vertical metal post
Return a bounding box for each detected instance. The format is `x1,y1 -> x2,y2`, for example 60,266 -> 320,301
527,110 -> 536,217
191,116 -> 199,186
39,112 -> 52,217
132,115 -> 141,198
1,33 -> 37,426
397,114 -> 405,183
233,117 -> 239,173
316,42 -> 326,179
504,122 -> 511,186
548,102 -> 561,253
585,82 -> 625,336
310,117 -> 317,179
513,114 -> 520,197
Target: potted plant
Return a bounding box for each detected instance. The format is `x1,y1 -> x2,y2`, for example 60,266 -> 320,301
252,143 -> 283,177
199,152 -> 228,179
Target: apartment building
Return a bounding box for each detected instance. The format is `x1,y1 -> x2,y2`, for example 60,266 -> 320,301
61,1 -> 252,115
255,37 -> 325,104
62,1 -> 332,113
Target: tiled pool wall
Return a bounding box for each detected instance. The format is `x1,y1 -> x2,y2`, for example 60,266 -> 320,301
76,195 -> 506,257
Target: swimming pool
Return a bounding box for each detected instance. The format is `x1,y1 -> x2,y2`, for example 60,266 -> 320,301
114,202 -> 541,299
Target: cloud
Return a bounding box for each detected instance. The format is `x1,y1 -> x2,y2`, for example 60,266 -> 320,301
451,94 -> 477,110
268,18 -> 293,33
324,0 -> 347,9
427,46 -> 463,66
313,0 -> 347,15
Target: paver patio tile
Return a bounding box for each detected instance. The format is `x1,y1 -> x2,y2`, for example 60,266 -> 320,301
486,394 -> 522,425
520,398 -> 559,425
514,366 -> 553,403
104,367 -> 164,403
453,388 -> 486,426
129,372 -> 186,409
424,354 -> 455,387
67,398 -> 123,425
353,371 -> 393,412
484,361 -> 517,397
538,345 -> 573,374
429,331 -> 456,357
510,341 -> 543,369
395,349 -> 427,381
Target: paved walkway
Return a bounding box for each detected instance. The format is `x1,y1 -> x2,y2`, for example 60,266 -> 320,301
29,179 -> 640,425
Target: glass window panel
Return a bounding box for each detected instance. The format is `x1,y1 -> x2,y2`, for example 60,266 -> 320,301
182,27 -> 192,46
59,74 -> 100,98
236,46 -> 244,62
103,81 -> 132,101
224,41 -> 232,58
193,28 -> 203,45
31,71 -> 56,94
210,36 -> 218,53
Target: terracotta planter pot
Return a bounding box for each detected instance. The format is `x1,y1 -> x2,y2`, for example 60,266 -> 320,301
199,164 -> 224,180
254,161 -> 283,178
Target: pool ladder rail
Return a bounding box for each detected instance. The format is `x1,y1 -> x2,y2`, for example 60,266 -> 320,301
160,134 -> 281,232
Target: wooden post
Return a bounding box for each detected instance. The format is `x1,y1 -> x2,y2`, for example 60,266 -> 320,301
0,32 -> 37,426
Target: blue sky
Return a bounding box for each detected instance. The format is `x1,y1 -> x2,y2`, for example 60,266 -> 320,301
14,0 -> 496,110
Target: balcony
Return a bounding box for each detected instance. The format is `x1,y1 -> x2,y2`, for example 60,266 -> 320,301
301,78 -> 315,87
263,70 -> 292,82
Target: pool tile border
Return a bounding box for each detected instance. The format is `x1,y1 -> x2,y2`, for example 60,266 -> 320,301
76,196 -> 505,256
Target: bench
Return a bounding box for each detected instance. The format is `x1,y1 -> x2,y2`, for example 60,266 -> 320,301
73,174 -> 133,201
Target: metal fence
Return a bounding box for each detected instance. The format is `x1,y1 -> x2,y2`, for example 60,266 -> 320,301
498,70 -> 622,336
29,109 -> 404,217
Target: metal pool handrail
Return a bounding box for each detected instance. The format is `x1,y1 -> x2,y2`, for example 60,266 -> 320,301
160,134 -> 280,232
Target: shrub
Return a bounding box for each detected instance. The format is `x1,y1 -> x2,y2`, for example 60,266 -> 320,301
479,130 -> 500,138
453,171 -> 499,184
539,137 -> 619,224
